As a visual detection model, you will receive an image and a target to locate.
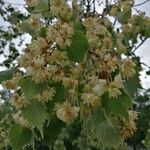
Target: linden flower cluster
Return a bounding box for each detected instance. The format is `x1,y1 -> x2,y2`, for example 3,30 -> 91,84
82,17 -> 135,100
13,111 -> 30,128
54,101 -> 79,123
120,12 -> 150,38
4,0 -> 140,140
15,12 -> 136,122
2,72 -> 22,90
50,0 -> 72,20
121,59 -> 136,79
0,114 -> 11,146
36,87 -> 56,103
27,14 -> 42,29
0,130 -> 9,146
81,77 -> 106,107
121,0 -> 132,13
109,0 -> 132,17
11,93 -> 30,109
121,110 -> 138,139
98,54 -> 118,74
47,21 -> 74,49
83,17 -> 113,50
107,74 -> 124,98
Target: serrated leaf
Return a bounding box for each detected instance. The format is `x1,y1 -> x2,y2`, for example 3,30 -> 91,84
87,107 -> 107,128
38,27 -> 47,38
20,22 -> 36,37
22,100 -> 47,138
42,11 -> 53,19
10,124 -> 32,150
121,90 -> 133,109
0,69 -> 17,83
67,29 -> 88,62
117,11 -> 131,24
102,93 -> 131,119
124,72 -> 141,99
47,82 -> 66,112
34,0 -> 48,13
44,116 -> 65,145
52,82 -> 66,101
19,76 -> 47,100
109,98 -> 129,119
98,121 -> 122,148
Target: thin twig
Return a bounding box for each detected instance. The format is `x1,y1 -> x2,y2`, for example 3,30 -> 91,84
131,38 -> 147,54
134,0 -> 150,7
141,62 -> 150,69
105,0 -> 109,8
113,17 -> 117,27
92,0 -> 96,14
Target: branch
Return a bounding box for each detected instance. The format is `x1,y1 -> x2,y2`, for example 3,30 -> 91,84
91,0 -> 96,13
141,62 -> 150,69
105,0 -> 109,8
134,0 -> 150,7
131,38 -> 147,54
48,0 -> 50,11
113,17 -> 117,27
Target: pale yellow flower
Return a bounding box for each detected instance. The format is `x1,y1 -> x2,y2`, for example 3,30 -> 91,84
13,111 -> 30,128
11,94 -> 30,109
54,101 -> 79,123
81,93 -> 100,107
121,59 -> 136,78
121,110 -> 137,139
37,88 -> 56,103
47,22 -> 74,49
107,74 -> 124,98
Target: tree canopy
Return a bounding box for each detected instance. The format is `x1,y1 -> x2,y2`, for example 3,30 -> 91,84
0,0 -> 150,150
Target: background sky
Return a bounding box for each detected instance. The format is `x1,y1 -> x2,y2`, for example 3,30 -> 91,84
134,0 -> 150,89
0,0 -> 150,89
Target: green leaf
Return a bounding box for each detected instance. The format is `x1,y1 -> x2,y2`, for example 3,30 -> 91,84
20,22 -> 37,37
22,100 -> 47,138
117,11 -> 131,24
34,0 -> 48,13
87,107 -> 107,129
98,121 -> 122,148
44,116 -> 65,145
42,11 -> 53,18
102,93 -> 131,119
10,124 -> 32,150
0,69 -> 17,83
67,29 -> 88,62
121,90 -> 133,109
52,82 -> 66,102
47,82 -> 66,112
19,76 -> 47,100
109,98 -> 129,119
124,72 -> 141,99
38,27 -> 47,38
